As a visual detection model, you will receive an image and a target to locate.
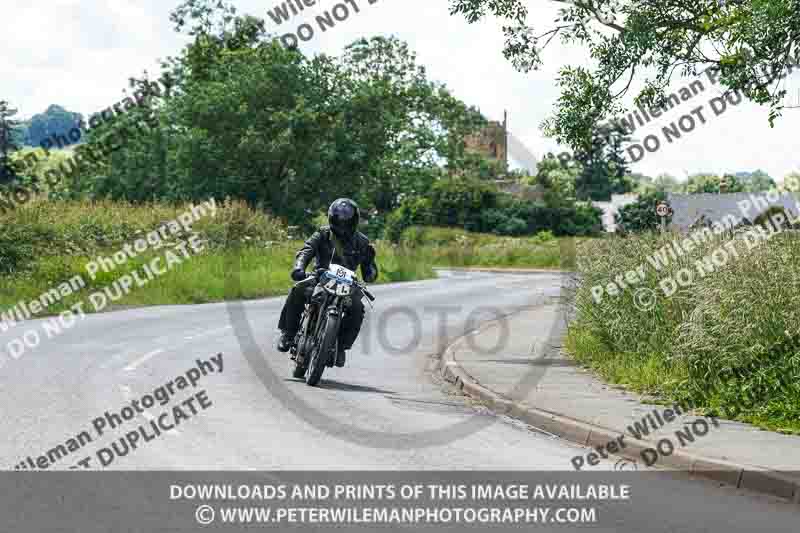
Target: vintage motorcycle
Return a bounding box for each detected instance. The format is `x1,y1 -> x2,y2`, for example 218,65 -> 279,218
289,264 -> 375,386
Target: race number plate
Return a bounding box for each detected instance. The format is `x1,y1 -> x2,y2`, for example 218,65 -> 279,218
336,284 -> 351,296
327,264 -> 355,284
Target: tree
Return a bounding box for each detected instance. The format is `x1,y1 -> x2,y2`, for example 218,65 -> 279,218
638,172 -> 680,193
615,190 -> 670,233
719,174 -> 738,193
0,101 -> 22,184
23,104 -> 83,148
450,0 -> 800,152
686,173 -> 721,194
529,152 -> 578,206
783,172 -> 800,192
75,2 -> 487,228
453,151 -> 505,180
573,124 -> 632,200
652,173 -> 681,193
339,35 -> 485,211
682,173 -> 745,194
735,169 -> 777,192
628,172 -> 653,192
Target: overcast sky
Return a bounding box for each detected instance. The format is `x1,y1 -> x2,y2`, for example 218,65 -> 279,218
3,0 -> 799,181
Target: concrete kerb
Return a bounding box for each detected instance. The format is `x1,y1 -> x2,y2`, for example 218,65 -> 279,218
437,314 -> 511,410
437,310 -> 800,504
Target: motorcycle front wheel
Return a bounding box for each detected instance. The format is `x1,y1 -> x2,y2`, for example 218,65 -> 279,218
306,313 -> 339,387
291,359 -> 307,379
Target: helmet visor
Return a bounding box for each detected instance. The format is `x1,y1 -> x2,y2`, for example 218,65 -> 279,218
330,212 -> 357,238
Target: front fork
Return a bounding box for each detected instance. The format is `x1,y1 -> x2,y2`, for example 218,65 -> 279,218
290,306 -> 315,365
291,294 -> 346,365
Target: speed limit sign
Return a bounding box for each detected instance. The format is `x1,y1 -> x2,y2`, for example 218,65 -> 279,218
656,203 -> 670,217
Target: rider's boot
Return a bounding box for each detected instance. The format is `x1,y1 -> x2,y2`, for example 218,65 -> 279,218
335,347 -> 346,367
277,330 -> 295,352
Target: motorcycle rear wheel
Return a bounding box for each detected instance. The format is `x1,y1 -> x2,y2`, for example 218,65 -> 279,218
306,314 -> 339,387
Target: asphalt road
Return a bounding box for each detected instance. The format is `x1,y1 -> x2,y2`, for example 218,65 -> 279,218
1,271 -> 797,531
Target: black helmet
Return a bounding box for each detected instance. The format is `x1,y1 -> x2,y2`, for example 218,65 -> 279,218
328,198 -> 359,240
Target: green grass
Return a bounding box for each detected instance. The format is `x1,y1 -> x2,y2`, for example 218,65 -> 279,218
0,240 -> 438,318
0,198 -> 439,318
11,147 -> 74,177
397,226 -> 578,269
0,202 -> 576,324
566,230 -> 800,433
566,326 -> 691,400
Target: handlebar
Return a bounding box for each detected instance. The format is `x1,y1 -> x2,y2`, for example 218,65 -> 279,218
295,269 -> 376,302
357,281 -> 376,302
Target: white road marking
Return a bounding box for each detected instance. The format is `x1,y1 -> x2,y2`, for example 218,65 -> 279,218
123,349 -> 165,372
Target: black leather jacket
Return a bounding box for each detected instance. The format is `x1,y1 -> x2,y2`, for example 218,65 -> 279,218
294,226 -> 378,282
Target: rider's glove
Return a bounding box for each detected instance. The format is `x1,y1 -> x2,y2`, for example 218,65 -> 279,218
291,268 -> 307,282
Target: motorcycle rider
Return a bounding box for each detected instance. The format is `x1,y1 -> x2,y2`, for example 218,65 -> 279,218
276,198 -> 378,367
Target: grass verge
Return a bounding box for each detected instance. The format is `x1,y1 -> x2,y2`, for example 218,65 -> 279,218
396,226 -> 572,269
566,230 -> 800,434
0,202 -> 574,320
0,241 -> 438,318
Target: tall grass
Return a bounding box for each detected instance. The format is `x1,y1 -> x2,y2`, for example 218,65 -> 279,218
398,226 -> 568,269
568,229 -> 800,432
0,197 -> 289,272
0,201 -> 577,326
0,199 -> 438,318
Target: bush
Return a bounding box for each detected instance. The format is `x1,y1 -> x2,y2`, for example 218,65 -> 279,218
384,197 -> 433,242
428,178 -> 499,228
615,191 -> 670,233
384,185 -> 603,241
558,203 -> 605,236
371,178 -> 498,240
473,199 -> 602,237
361,212 -> 387,240
479,208 -> 528,236
0,226 -> 43,273
385,178 -> 499,241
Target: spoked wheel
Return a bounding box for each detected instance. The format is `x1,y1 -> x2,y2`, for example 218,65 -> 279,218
289,331 -> 307,379
290,315 -> 312,379
291,358 -> 307,379
306,314 -> 339,387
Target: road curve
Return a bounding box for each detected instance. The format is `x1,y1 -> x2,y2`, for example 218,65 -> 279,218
1,271 -> 797,530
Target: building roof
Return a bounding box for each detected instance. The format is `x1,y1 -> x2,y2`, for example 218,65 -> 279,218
667,192 -> 800,230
